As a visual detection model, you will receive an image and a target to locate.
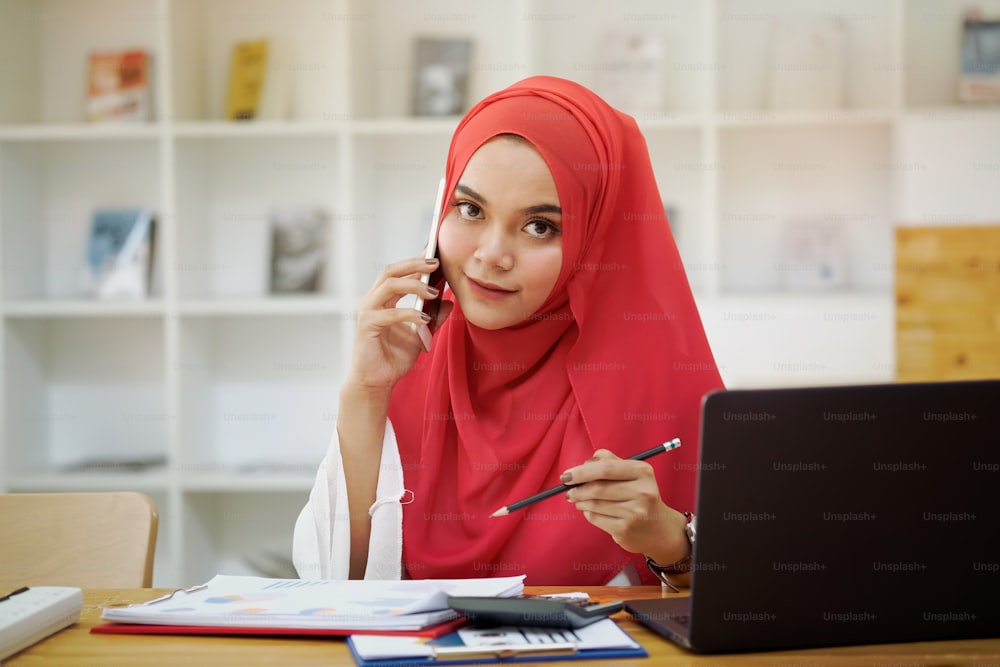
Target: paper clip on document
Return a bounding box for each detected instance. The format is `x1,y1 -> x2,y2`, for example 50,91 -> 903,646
119,584 -> 209,608
430,641 -> 578,660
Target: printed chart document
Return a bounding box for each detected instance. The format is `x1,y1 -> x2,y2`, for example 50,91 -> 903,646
101,575 -> 525,632
348,619 -> 647,666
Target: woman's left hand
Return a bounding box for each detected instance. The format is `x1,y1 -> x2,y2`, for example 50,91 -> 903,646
562,449 -> 689,565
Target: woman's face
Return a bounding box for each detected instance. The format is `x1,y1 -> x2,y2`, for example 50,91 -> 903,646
438,136 -> 563,330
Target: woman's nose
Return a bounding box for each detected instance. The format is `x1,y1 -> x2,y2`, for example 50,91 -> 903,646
473,225 -> 514,270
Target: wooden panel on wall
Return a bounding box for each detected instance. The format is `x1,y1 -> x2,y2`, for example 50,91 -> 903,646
896,225 -> 1000,382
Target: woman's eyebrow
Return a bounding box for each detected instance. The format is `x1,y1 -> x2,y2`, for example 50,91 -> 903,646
522,203 -> 562,217
455,183 -> 561,217
455,183 -> 487,204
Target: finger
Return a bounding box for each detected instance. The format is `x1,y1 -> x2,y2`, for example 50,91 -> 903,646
565,479 -> 654,504
558,449 -> 618,483
571,497 -> 667,522
363,275 -> 441,312
356,301 -> 433,338
562,456 -> 653,485
365,257 -> 440,299
380,256 -> 440,280
576,504 -> 641,544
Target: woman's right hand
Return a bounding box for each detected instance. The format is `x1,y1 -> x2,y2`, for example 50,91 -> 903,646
345,257 -> 450,394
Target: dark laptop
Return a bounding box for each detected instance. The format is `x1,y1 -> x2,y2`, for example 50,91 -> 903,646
626,379 -> 1000,654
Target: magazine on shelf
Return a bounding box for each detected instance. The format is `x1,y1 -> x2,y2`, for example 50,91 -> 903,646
268,206 -> 331,293
79,208 -> 156,299
776,218 -> 849,290
85,49 -> 152,122
225,39 -> 270,120
766,14 -> 847,110
412,37 -> 473,116
959,16 -> 1000,102
594,32 -> 665,114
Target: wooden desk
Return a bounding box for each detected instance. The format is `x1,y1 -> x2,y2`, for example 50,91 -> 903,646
7,587 -> 1000,666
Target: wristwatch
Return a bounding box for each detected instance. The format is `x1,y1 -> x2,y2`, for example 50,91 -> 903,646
645,512 -> 696,585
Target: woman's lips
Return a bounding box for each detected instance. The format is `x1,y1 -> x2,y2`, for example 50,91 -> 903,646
467,276 -> 515,300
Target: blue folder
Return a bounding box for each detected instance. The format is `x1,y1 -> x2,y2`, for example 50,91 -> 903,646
346,624 -> 648,666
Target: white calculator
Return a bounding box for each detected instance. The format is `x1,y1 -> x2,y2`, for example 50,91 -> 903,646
0,586 -> 83,660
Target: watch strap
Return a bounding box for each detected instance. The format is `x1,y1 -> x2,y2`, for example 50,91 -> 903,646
645,512 -> 694,583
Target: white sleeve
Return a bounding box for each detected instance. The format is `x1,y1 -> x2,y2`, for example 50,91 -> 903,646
293,419 -> 405,580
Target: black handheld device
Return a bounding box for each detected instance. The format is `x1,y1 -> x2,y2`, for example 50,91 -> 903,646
447,596 -> 624,629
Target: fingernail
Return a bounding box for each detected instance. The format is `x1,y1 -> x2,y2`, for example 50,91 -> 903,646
426,258 -> 439,265
419,312 -> 432,323
427,286 -> 440,297
560,471 -> 572,484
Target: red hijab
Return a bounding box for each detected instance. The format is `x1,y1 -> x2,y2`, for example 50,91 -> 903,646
389,76 -> 723,585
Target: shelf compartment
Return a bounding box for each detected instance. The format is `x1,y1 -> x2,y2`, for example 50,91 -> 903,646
177,315 -> 339,476
348,0 -> 525,119
3,316 -> 167,475
641,128 -> 710,293
904,0 -> 1000,108
170,0 -> 344,123
181,491 -> 305,585
717,124 -> 892,293
716,0 -> 896,113
532,0 -> 709,116
351,134 -> 449,297
696,292 -> 894,388
895,113 -> 1000,224
0,139 -> 163,300
0,0 -> 163,125
174,135 -> 340,299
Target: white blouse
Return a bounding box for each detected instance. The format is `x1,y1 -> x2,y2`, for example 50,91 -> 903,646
292,419 -> 639,585
293,420 -> 406,580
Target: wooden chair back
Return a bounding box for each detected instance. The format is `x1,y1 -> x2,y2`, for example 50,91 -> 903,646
0,492 -> 158,588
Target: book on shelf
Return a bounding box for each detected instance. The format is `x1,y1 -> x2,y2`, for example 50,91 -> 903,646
766,14 -> 847,110
225,39 -> 270,121
959,15 -> 1000,102
85,49 -> 153,122
78,208 -> 156,299
776,218 -> 849,290
97,574 -> 525,634
269,206 -> 331,294
412,37 -> 473,116
594,32 -> 665,114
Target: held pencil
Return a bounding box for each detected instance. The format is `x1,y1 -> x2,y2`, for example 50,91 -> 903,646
489,438 -> 681,518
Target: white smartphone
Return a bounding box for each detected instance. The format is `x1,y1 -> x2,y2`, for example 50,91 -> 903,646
411,177 -> 447,351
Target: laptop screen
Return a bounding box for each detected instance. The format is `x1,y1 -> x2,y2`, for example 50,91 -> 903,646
682,379 -> 999,652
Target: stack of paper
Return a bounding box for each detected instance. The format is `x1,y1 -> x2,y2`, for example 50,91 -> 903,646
101,575 -> 525,632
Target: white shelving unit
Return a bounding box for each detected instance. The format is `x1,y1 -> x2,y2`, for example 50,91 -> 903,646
1,0 -> 998,586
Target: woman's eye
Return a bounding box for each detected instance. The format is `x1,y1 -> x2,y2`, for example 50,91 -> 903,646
524,220 -> 559,239
456,202 -> 483,220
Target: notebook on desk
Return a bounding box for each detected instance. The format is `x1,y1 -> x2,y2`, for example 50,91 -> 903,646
626,379 -> 1000,654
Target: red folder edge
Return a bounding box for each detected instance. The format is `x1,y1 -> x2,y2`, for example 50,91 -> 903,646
90,616 -> 467,639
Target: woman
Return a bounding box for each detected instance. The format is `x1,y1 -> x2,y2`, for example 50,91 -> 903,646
294,76 -> 723,587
